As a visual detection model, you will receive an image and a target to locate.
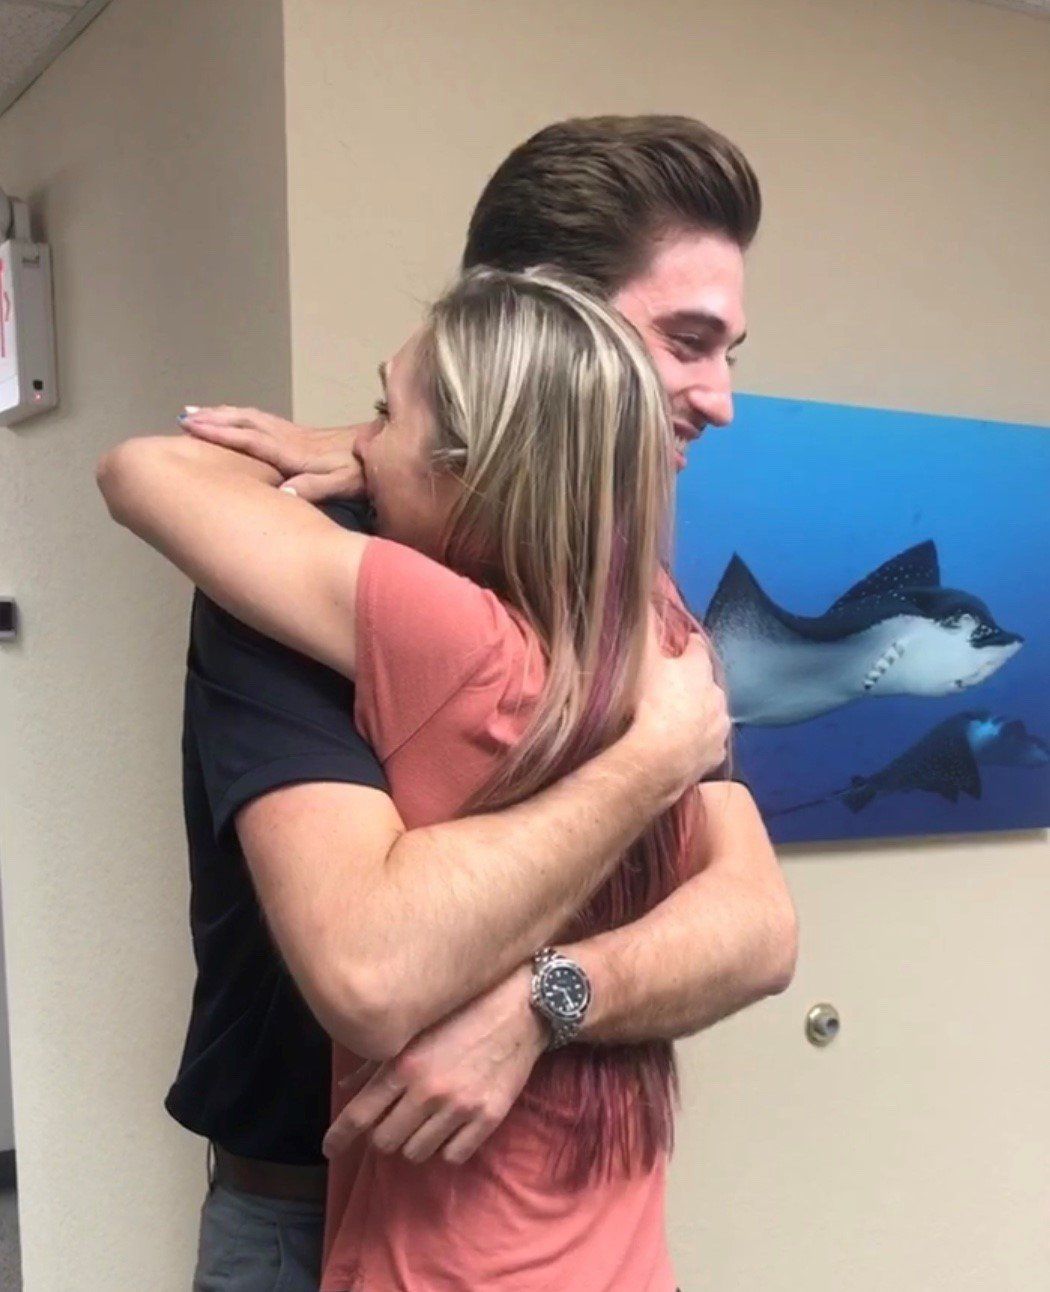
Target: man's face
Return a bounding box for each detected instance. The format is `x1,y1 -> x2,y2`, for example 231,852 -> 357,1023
613,231 -> 747,473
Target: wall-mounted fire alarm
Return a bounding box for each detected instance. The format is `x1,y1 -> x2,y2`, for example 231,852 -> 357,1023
0,187 -> 58,426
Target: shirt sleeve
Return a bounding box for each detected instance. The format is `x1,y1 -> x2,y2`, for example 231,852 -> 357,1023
185,509 -> 388,839
353,538 -> 511,759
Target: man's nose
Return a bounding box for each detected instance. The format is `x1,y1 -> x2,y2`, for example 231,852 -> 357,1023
690,382 -> 734,429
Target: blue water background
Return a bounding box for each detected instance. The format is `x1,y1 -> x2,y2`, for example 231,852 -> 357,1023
674,394 -> 1050,845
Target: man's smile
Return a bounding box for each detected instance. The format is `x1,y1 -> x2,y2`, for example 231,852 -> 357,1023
673,419 -> 704,469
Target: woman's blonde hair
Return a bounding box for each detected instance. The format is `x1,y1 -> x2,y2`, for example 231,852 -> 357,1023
416,266 -> 714,1182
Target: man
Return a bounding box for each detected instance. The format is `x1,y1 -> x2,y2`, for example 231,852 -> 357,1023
174,116 -> 797,1291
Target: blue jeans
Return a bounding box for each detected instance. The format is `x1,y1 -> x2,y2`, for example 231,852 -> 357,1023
192,1181 -> 324,1292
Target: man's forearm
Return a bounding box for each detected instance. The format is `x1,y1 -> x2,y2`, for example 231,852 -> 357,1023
361,730 -> 685,1053
562,783 -> 798,1044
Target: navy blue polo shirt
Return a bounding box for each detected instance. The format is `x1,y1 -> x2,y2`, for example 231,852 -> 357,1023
165,499 -> 386,1165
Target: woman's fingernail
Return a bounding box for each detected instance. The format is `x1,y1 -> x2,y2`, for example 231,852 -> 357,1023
279,484 -> 298,496
183,405 -> 201,415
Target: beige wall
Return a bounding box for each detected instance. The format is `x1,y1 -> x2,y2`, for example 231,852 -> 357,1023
282,0 -> 1049,1288
0,0 -> 290,1285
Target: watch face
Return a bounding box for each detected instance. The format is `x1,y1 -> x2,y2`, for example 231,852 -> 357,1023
541,963 -> 590,1019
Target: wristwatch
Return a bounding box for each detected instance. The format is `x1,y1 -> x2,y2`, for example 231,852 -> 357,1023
529,947 -> 592,1050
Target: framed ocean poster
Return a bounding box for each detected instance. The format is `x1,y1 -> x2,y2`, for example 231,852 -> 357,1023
674,395 -> 1050,845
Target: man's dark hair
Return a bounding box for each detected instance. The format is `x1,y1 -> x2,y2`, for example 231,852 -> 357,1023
462,115 -> 761,295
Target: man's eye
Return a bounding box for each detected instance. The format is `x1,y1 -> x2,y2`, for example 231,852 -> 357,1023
373,397 -> 390,419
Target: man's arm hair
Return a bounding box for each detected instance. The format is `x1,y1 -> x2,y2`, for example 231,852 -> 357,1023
563,781 -> 798,1043
237,729 -> 683,1060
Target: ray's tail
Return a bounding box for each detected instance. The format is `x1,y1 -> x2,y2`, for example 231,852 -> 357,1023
840,777 -> 877,813
766,776 -> 875,819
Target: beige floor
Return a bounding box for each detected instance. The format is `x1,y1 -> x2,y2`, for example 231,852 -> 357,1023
0,1188 -> 20,1291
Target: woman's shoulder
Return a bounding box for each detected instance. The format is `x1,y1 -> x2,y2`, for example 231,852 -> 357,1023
360,536 -> 542,663
354,537 -> 546,765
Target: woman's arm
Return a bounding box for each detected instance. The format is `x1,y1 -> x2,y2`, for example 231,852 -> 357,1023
97,434 -> 365,677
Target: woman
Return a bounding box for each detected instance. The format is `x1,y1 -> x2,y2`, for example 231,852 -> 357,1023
101,267 -> 726,1291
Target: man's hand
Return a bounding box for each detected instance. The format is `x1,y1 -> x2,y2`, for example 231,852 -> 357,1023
631,627 -> 732,797
323,965 -> 546,1166
178,405 -> 368,501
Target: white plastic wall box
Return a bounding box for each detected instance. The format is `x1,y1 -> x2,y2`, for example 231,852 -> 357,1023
0,198 -> 58,426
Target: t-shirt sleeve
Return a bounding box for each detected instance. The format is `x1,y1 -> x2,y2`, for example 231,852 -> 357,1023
185,585 -> 387,840
353,538 -> 510,759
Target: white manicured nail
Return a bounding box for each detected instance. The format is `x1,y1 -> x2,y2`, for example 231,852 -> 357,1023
280,484 -> 298,496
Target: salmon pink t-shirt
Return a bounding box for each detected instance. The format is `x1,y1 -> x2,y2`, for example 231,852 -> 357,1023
321,537 -> 678,1292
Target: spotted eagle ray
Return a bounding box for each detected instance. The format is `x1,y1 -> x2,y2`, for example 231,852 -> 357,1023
766,712 -> 1049,817
704,540 -> 1023,726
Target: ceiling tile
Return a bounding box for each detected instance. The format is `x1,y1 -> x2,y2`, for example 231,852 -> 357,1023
963,0 -> 1050,14
0,0 -> 112,120
0,7 -> 71,109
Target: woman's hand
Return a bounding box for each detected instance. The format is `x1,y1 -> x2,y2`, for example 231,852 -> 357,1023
323,965 -> 547,1166
178,404 -> 368,501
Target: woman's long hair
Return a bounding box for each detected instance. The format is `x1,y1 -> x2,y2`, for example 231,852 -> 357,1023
417,267 -> 715,1184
